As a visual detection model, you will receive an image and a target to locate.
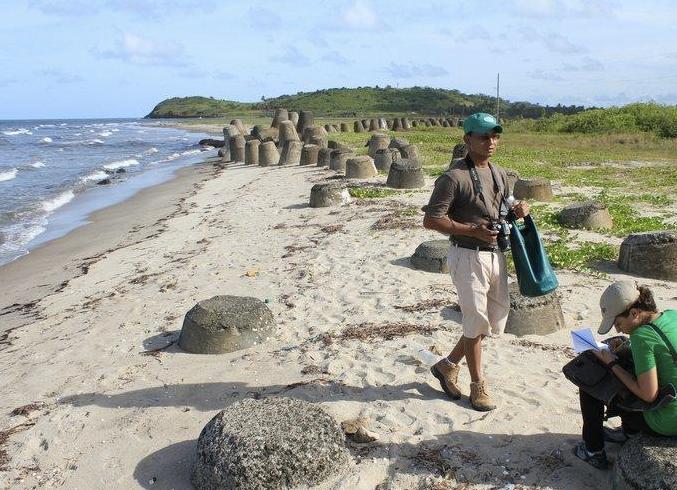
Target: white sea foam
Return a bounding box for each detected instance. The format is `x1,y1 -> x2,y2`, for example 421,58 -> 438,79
144,147 -> 159,155
181,149 -> 202,156
88,139 -> 105,145
0,168 -> 18,182
98,131 -> 113,137
42,190 -> 75,213
0,222 -> 46,254
80,171 -> 109,183
40,137 -> 53,143
30,161 -> 46,168
2,128 -> 33,136
38,124 -> 56,128
103,158 -> 140,170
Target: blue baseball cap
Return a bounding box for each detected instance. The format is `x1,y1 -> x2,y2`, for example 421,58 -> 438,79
463,113 -> 503,135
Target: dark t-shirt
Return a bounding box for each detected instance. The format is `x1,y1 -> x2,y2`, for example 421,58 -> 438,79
424,156 -> 510,247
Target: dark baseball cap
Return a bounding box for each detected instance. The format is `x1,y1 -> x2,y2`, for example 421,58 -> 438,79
463,112 -> 503,135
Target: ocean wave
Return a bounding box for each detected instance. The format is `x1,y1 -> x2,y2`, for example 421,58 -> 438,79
40,137 -> 53,143
2,128 -> 33,136
30,161 -> 46,168
144,147 -> 159,155
87,139 -> 105,144
0,168 -> 18,182
80,171 -> 109,183
103,158 -> 140,170
0,222 -> 46,254
181,149 -> 203,156
98,131 -> 113,137
42,190 -> 75,213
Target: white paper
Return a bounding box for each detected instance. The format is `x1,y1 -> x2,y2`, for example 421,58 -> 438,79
571,328 -> 610,354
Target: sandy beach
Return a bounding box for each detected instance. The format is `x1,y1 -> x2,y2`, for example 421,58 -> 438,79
1,133 -> 675,490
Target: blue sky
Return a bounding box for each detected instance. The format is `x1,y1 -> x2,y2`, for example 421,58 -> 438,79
1,0 -> 676,119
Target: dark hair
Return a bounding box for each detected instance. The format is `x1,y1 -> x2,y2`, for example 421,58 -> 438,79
618,285 -> 657,316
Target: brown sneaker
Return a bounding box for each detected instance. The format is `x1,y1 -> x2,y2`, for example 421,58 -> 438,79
430,358 -> 462,400
470,379 -> 496,411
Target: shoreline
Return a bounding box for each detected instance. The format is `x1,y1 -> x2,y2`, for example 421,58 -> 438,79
0,155 -> 221,336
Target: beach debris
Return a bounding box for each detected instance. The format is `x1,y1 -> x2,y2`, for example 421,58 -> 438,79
618,231 -> 677,281
513,177 -> 554,202
510,338 -> 575,358
321,224 -> 344,234
192,397 -> 350,490
178,295 -> 276,354
411,240 -> 451,273
337,321 -> 439,342
198,138 -> 224,148
309,182 -> 351,208
300,364 -> 326,375
558,201 -> 613,230
371,207 -> 420,230
10,402 -> 46,417
613,433 -> 677,490
0,421 -> 36,471
345,156 -> 378,179
340,417 -> 379,443
386,159 -> 426,189
506,283 -> 565,337
394,298 -> 452,313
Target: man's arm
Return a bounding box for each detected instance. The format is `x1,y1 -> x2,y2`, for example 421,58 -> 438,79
423,215 -> 498,243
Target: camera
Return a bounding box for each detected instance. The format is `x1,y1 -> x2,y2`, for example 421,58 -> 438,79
491,200 -> 517,252
491,219 -> 512,252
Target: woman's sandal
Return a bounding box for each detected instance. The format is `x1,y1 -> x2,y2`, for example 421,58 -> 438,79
572,441 -> 609,470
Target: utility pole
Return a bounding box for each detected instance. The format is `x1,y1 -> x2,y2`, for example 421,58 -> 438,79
496,73 -> 500,122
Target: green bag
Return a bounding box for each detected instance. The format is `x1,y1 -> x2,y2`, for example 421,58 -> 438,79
509,215 -> 559,297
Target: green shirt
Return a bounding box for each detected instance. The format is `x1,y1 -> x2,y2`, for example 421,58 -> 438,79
630,309 -> 677,435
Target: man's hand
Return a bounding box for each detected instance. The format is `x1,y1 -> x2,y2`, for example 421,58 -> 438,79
593,348 -> 617,366
511,200 -> 530,219
472,224 -> 498,244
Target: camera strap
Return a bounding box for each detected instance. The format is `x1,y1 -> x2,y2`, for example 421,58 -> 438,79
465,155 -> 505,220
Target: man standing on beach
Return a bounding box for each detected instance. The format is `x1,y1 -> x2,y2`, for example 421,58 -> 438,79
422,113 -> 529,411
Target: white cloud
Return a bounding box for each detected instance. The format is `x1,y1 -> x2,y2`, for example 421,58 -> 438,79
385,62 -> 449,79
96,33 -> 190,67
343,0 -> 377,29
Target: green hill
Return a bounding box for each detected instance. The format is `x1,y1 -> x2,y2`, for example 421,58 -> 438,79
144,86 -> 587,119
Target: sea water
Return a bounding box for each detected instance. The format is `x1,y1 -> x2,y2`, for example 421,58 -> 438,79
0,119 -> 215,266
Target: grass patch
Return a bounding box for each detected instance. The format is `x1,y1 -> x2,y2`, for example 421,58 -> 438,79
545,240 -> 618,273
348,187 -> 398,199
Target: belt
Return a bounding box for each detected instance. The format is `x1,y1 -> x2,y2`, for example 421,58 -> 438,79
452,242 -> 497,253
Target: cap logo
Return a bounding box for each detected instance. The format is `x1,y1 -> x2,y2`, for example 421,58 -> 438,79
483,115 -> 496,123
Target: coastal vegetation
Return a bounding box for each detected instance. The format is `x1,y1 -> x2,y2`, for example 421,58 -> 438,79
146,87 -> 587,119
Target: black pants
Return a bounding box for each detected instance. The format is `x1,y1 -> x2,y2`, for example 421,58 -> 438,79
580,390 -> 661,451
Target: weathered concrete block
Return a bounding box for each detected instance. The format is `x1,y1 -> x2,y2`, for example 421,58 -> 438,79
279,140 -> 303,165
259,141 -> 279,166
244,140 -> 260,166
386,159 -> 425,189
300,144 -> 320,166
340,122 -> 349,132
368,119 -> 379,131
288,111 -> 299,126
310,182 -> 351,207
506,169 -> 520,192
178,296 -> 276,354
345,156 -> 377,179
329,150 -> 354,173
252,125 -> 278,143
229,119 -> 246,135
278,120 -> 300,149
392,118 -> 402,131
559,201 -> 613,230
505,284 -> 565,336
302,126 -> 327,148
514,178 -> 554,201
271,108 -> 289,128
411,240 -> 449,273
367,133 -> 390,157
229,135 -> 246,162
354,120 -> 365,133
388,137 -> 410,151
193,398 -> 351,490
221,125 -> 241,162
400,144 -> 420,161
374,148 -> 400,173
378,118 -> 388,130
612,433 -> 677,490
317,147 -> 332,167
401,118 -> 411,130
296,110 -> 314,135
618,231 -> 677,281
452,143 -> 467,160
